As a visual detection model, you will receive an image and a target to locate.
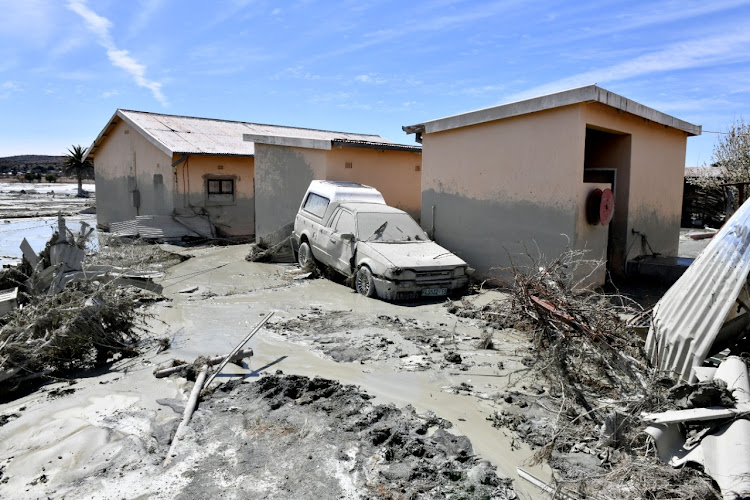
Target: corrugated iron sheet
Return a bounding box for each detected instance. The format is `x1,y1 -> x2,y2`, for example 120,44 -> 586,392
645,197 -> 750,381
119,110 -> 389,156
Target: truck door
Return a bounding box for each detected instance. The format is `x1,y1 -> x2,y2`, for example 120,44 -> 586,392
328,209 -> 356,275
316,209 -> 342,267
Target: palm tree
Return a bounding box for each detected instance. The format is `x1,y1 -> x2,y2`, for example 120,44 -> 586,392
63,145 -> 94,197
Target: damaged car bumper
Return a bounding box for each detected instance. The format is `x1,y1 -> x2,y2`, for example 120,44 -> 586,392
371,275 -> 470,300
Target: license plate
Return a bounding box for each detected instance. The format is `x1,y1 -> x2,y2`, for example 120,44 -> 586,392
422,287 -> 447,297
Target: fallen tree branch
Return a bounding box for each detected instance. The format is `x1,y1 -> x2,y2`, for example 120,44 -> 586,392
153,349 -> 254,378
202,311 -> 274,393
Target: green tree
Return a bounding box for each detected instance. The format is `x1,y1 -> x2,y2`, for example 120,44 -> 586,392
63,145 -> 94,197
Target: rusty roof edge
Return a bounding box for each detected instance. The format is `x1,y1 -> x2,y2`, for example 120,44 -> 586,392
402,85 -> 702,136
118,108 -> 384,139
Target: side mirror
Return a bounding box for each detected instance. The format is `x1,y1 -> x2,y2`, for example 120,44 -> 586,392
340,233 -> 354,241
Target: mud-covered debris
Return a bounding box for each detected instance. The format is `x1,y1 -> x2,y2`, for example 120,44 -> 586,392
444,351 -> 462,364
188,374 -> 516,498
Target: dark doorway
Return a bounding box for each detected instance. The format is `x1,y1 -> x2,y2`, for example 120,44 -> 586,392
583,126 -> 632,277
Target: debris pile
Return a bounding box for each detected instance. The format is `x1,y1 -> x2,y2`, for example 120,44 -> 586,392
0,217 -> 168,397
448,250 -> 724,497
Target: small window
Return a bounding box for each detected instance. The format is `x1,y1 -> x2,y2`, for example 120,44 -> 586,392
207,179 -> 234,198
335,210 -> 355,235
303,193 -> 329,218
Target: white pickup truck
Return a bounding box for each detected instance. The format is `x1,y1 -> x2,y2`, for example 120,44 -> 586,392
292,180 -> 472,301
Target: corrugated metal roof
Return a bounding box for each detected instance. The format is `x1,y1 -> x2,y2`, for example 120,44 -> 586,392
685,166 -> 724,178
86,109 -> 390,159
645,196 -> 750,381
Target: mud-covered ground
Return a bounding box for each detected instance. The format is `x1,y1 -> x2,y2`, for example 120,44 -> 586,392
0,243 -> 565,499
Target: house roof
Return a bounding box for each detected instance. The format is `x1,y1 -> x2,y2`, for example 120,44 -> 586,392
402,85 -> 702,137
685,166 -> 724,178
84,109 -> 391,160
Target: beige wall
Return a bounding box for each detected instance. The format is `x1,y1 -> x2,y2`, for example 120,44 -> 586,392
253,143 -> 421,245
421,101 -> 689,282
325,147 -> 422,219
581,102 -> 688,266
174,155 -> 255,236
421,105 -> 584,278
93,119 -> 174,227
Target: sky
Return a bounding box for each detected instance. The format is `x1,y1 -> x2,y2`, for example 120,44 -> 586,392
1,0 -> 749,166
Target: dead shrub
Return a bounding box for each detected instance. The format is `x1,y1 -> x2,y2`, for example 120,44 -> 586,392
447,248 -> 717,497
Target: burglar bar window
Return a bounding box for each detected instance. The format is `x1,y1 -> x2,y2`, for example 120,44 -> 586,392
207,179 -> 234,195
207,178 -> 235,202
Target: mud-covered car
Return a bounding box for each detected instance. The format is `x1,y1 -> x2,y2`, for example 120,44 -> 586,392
293,185 -> 472,300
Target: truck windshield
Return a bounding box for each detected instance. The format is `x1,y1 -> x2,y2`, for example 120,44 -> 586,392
358,212 -> 429,242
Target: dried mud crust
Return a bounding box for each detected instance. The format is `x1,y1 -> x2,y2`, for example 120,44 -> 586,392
184,375 -> 516,499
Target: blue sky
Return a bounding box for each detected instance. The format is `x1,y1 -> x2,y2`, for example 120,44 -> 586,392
1,0 -> 749,166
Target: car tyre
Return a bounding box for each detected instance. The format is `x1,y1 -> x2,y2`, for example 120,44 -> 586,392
298,241 -> 314,269
355,266 -> 377,297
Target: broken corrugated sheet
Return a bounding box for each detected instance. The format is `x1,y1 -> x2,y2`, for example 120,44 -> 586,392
110,219 -> 138,237
645,196 -> 750,381
136,215 -> 198,240
109,216 -> 199,240
644,356 -> 750,499
0,287 -> 18,317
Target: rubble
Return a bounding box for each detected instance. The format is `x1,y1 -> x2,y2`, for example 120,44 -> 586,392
644,356 -> 750,499
0,216 -> 168,396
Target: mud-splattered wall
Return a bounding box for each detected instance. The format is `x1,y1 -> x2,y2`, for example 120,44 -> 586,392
419,101 -> 689,282
174,155 -> 255,236
254,144 -> 327,245
420,106 -> 583,279
253,143 -> 422,245
93,119 -> 173,228
581,102 -> 687,270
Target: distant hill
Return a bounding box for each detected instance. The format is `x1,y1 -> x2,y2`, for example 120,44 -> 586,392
0,155 -> 65,174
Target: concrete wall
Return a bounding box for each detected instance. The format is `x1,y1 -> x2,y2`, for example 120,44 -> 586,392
581,102 -> 688,266
420,105 -> 584,278
174,155 -> 255,237
253,144 -> 422,245
254,144 -> 327,245
420,100 -> 689,282
325,147 -> 422,220
93,119 -> 173,227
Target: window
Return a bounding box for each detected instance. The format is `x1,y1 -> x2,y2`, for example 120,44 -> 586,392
335,210 -> 355,235
302,193 -> 329,218
208,179 -> 234,195
207,178 -> 235,203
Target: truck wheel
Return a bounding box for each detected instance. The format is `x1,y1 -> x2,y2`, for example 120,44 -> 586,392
298,242 -> 314,269
355,266 -> 376,297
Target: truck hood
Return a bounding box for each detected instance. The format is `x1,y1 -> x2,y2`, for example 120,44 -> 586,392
363,241 -> 467,269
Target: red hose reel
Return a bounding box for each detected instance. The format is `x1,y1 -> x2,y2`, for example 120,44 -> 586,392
586,188 -> 615,226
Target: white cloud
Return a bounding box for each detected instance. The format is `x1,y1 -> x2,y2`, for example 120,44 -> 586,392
354,73 -> 386,84
0,81 -> 22,98
67,0 -> 167,105
509,30 -> 750,101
